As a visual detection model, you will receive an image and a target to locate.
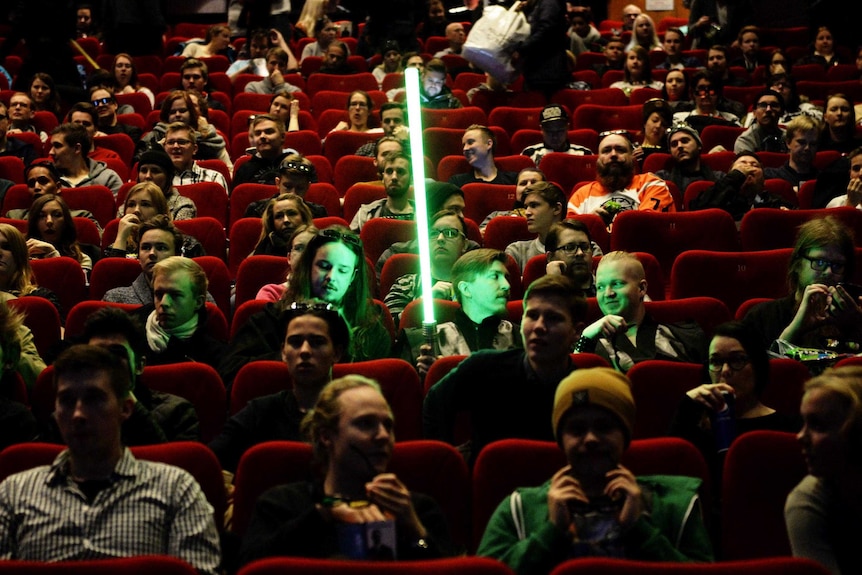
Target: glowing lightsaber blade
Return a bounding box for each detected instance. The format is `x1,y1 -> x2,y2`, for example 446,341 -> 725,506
403,67 -> 436,343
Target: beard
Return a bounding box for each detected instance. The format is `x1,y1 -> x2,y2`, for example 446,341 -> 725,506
597,159 -> 635,191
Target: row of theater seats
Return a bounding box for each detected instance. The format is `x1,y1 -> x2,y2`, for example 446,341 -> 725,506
0,425 -> 832,563
0,548 -> 830,574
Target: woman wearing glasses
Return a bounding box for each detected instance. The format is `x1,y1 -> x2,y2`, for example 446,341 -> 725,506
743,216 -> 862,354
671,321 -> 800,488
329,90 -> 382,135
671,71 -> 740,132
221,226 -> 390,389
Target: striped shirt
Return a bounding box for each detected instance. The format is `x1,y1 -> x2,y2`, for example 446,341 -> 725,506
0,448 -> 220,574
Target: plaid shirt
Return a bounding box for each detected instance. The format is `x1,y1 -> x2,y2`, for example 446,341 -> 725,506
0,449 -> 220,574
173,163 -> 229,195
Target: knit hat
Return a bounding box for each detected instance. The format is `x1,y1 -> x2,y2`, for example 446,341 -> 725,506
642,98 -> 672,126
540,104 -> 568,127
552,367 -> 636,444
138,147 -> 176,183
666,123 -> 703,150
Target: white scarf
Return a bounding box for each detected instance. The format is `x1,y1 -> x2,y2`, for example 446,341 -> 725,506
145,309 -> 200,353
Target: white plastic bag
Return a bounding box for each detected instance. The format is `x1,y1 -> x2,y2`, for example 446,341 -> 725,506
461,3 -> 531,85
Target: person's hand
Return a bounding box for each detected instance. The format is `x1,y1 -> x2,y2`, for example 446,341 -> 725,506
631,145 -> 644,163
116,213 -> 141,245
694,16 -> 711,29
367,473 -> 426,537
431,281 -> 453,300
197,116 -> 211,135
271,68 -> 284,87
827,284 -> 862,327
685,383 -> 734,411
581,315 -> 627,340
846,177 -> 862,207
592,206 -> 612,225
604,465 -> 643,530
290,99 -> 300,118
269,28 -> 285,46
782,283 -> 831,342
547,465 -> 588,533
392,124 -> 409,141
546,260 -> 566,276
26,238 -> 59,259
325,501 -> 388,524
416,343 -> 437,377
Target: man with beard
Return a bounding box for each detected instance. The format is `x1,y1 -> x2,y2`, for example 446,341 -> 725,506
350,151 -> 414,232
233,114 -> 289,188
765,115 -> 820,191
477,367 -> 713,571
690,152 -> 791,220
656,124 -> 724,194
575,251 -> 707,373
424,275 -> 585,465
418,58 -> 461,109
545,219 -> 601,297
450,125 -> 518,187
734,90 -> 787,154
566,131 -> 675,223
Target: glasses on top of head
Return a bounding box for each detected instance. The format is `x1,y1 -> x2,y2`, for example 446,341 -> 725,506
707,354 -> 749,373
554,242 -> 592,254
91,97 -> 112,106
598,129 -> 632,141
803,256 -> 845,274
288,301 -> 336,313
429,227 -> 464,240
319,228 -> 362,249
279,160 -> 314,175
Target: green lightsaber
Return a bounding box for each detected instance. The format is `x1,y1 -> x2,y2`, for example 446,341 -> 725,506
403,67 -> 436,343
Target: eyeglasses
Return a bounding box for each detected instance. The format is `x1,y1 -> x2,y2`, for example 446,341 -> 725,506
803,256 -> 846,274
707,354 -> 750,373
554,242 -> 592,254
429,227 -> 463,240
91,97 -> 112,106
27,176 -> 53,187
598,129 -> 632,141
695,87 -> 717,96
756,101 -> 782,110
319,228 -> 362,250
165,138 -> 192,147
183,74 -> 203,80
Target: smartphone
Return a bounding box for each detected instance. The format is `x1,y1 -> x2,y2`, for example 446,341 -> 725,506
839,282 -> 862,300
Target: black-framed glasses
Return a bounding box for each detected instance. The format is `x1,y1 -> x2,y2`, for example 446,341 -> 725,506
803,256 -> 845,274
756,101 -> 782,110
429,227 -> 463,240
707,354 -> 750,373
554,242 -> 592,254
279,160 -> 314,175
165,138 -> 192,147
91,97 -> 112,106
319,228 -> 362,250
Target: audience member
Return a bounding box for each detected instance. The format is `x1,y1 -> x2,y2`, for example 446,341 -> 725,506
478,367 -> 713,569
266,93 -> 301,133
65,102 -> 120,165
164,123 -> 229,191
83,306 -> 201,443
620,4 -> 642,32
245,154 -> 326,219
417,58 -> 462,109
594,36 -> 626,77
656,28 -> 701,70
179,59 -> 226,113
506,181 -> 566,272
419,0 -> 448,40
244,47 -> 302,95
567,6 -> 602,55
743,216 -> 862,353
89,86 -> 143,144
0,344 -> 221,571
434,23 -> 465,57
182,24 -> 234,60
424,275 -> 585,463
356,103 -> 408,156
818,94 -> 861,154
691,152 -> 791,219
27,73 -> 62,121
255,225 -> 319,303
625,14 -> 662,52
575,251 -> 707,371
0,224 -> 61,316
610,47 -> 663,98
0,301 -> 38,447
796,26 -> 842,69
449,125 -> 518,186
318,40 -> 353,75
210,301 -> 350,472
731,26 -> 765,72
48,123 -> 122,197
661,69 -> 692,112
111,53 -> 156,111
135,148 -> 198,221
521,105 -> 592,166
688,0 -> 752,49
372,40 -> 404,88
25,194 -> 98,277
764,115 -> 820,191
786,366 -> 862,575
253,193 -> 313,256
824,147 -> 862,210
734,89 -> 787,154
545,219 -> 601,296
705,45 -> 747,89
5,92 -> 47,143
226,29 -> 270,80
0,101 -> 36,166
350,151 -> 415,232
656,124 -> 725,193
329,90 -> 382,136
300,17 -> 341,63
239,375 -> 455,563
130,256 -> 226,369
637,98 -> 672,164
233,114 -> 291,187
567,131 -> 675,223
673,72 -> 741,134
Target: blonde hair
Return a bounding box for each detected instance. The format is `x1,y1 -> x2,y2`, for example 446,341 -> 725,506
597,250 -> 645,281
